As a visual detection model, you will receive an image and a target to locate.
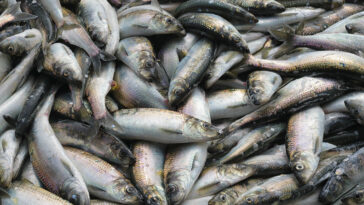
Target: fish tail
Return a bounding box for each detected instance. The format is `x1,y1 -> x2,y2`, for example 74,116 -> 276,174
268,26 -> 295,42
90,50 -> 116,75
6,3 -> 38,23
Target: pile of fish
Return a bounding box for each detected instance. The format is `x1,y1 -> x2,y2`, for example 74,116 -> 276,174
0,0 -> 364,204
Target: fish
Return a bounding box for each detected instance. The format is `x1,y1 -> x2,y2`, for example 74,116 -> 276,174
297,4 -> 364,35
105,96 -> 119,113
164,88 -> 210,205
168,38 -> 214,106
208,178 -> 266,205
319,147 -> 364,203
341,187 -> 364,205
86,61 -> 115,119
132,141 -> 167,205
236,7 -> 325,32
207,89 -> 259,120
221,77 -> 349,137
116,37 -> 157,81
77,0 -> 120,55
158,33 -> 199,79
345,99 -> 364,126
0,44 -> 39,105
224,0 -> 285,15
247,71 -> 282,105
236,174 -> 300,205
11,140 -> 28,180
51,119 -> 133,166
59,8 -> 116,74
0,24 -> 28,42
212,122 -> 286,165
117,0 -> 185,38
113,108 -> 221,143
28,84 -> 90,205
64,147 -> 143,204
42,43 -> 83,84
38,0 -> 64,28
276,0 -> 344,9
1,180 -> 72,205
174,0 -> 258,22
112,64 -> 169,109
324,112 -> 357,135
0,130 -> 21,187
0,28 -> 42,56
346,22 -> 364,34
286,106 -> 325,184
322,11 -> 364,34
20,160 -> 43,187
178,13 -> 249,52
323,91 -> 364,113
0,77 -> 34,135
0,2 -> 37,29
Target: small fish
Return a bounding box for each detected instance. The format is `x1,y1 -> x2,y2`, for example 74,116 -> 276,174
346,22 -> 364,34
247,71 -> 282,105
323,91 -> 364,113
322,11 -> 364,34
324,112 -> 357,135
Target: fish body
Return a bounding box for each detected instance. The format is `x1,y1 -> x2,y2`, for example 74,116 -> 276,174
0,28 -> 42,56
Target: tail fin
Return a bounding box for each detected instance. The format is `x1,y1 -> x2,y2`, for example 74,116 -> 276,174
4,3 -> 38,22
90,50 -> 115,75
268,25 -> 295,42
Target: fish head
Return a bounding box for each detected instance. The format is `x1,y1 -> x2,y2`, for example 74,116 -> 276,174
0,36 -> 26,56
104,178 -> 143,204
291,151 -> 319,184
230,33 -> 250,53
0,155 -> 12,188
183,117 -> 220,141
151,13 -> 185,36
60,177 -> 90,205
165,170 -> 190,204
88,22 -> 109,46
345,100 -> 364,125
238,188 -> 266,205
248,80 -> 266,105
265,1 -> 285,13
144,185 -> 168,205
319,168 -> 346,203
208,191 -> 237,205
137,51 -> 156,81
342,189 -> 364,205
168,78 -> 189,106
108,139 -> 133,165
345,23 -> 360,34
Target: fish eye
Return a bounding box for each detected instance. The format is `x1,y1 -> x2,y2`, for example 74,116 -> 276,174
174,89 -> 182,96
166,18 -> 173,24
202,123 -> 209,129
126,186 -> 136,194
219,194 -> 226,201
355,193 -> 361,199
145,60 -> 154,68
8,46 -> 14,53
63,70 -> 70,77
246,197 -> 253,203
295,164 -> 304,171
69,194 -> 79,204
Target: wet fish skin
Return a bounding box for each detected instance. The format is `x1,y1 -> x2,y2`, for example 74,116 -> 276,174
208,127 -> 251,155
208,178 -> 266,205
0,51 -> 12,81
1,180 -> 72,205
168,38 -> 214,106
11,140 -> 28,180
207,89 -> 259,120
116,37 -> 157,81
322,11 -> 364,34
0,130 -> 21,188
174,0 -> 258,22
0,77 -> 34,136
221,77 -> 349,137
212,122 -> 286,165
52,119 -> 133,166
248,71 -> 282,105
20,160 -> 43,187
29,85 -> 90,205
105,96 -> 119,113
132,141 -> 167,205
43,43 -> 83,84
0,2 -> 37,29
0,28 -> 41,56
341,188 -> 364,205
286,106 -> 325,184
236,174 -> 300,205
118,4 -> 185,38
158,33 -> 199,79
113,108 -> 220,143
0,44 -> 40,105
0,25 -> 28,42
224,0 -> 285,15
346,22 -> 364,34
320,147 -> 364,203
64,147 -> 143,204
277,0 -> 344,9
345,99 -> 364,126
39,0 -> 64,28
323,92 -> 364,114
324,112 -> 356,135
297,4 -> 364,35
112,64 -> 168,109
165,88 -> 210,205
178,13 -> 249,53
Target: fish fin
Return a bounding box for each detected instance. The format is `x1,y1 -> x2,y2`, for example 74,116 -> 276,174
295,21 -> 305,34
99,50 -> 116,61
271,42 -> 294,59
176,48 -> 187,61
99,112 -> 124,136
3,115 -> 17,128
268,28 -> 294,42
0,187 -> 10,198
12,12 -> 38,23
155,62 -> 170,89
159,128 -> 183,135
90,54 -> 102,75
151,0 -> 162,11
69,84 -> 83,112
2,2 -> 21,16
